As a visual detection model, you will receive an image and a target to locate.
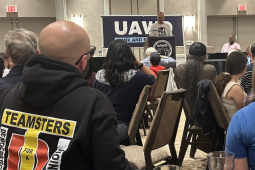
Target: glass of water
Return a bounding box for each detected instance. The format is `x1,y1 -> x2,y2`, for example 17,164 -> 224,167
207,151 -> 234,170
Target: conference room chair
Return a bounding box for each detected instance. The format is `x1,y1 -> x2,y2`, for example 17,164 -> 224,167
177,81 -> 219,166
122,89 -> 186,170
146,70 -> 170,116
128,85 -> 151,146
208,82 -> 230,130
207,82 -> 230,151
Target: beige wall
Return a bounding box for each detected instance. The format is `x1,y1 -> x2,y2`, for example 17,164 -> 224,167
0,0 -> 55,17
111,0 -> 132,15
66,0 -> 104,56
165,0 -> 198,53
207,0 -> 255,16
138,0 -> 157,15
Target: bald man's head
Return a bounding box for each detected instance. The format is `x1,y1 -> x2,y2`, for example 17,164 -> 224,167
39,21 -> 90,65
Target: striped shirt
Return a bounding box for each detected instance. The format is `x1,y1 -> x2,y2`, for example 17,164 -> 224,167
240,71 -> 253,94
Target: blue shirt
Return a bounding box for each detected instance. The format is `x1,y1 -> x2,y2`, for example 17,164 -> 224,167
141,56 -> 176,69
226,102 -> 255,169
93,69 -> 155,123
0,64 -> 24,89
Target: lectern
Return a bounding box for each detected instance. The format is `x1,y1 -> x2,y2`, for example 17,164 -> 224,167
144,36 -> 176,59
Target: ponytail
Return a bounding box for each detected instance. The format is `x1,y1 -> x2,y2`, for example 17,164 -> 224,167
214,73 -> 232,97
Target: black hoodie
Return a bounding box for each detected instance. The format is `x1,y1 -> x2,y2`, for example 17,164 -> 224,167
0,54 -> 132,170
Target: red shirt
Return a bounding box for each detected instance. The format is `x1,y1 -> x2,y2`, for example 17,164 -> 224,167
150,65 -> 166,77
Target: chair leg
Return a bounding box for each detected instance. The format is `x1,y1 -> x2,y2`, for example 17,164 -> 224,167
210,127 -> 220,152
141,117 -> 147,136
190,134 -> 197,158
178,121 -> 191,166
144,152 -> 153,170
169,142 -> 178,165
178,130 -> 192,166
145,104 -> 153,121
135,129 -> 143,146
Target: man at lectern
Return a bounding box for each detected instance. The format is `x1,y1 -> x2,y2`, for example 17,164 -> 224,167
149,12 -> 173,37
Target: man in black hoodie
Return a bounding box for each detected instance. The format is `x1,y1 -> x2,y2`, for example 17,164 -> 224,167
0,21 -> 132,170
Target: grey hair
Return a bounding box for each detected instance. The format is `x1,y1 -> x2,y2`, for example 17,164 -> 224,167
145,47 -> 157,57
4,28 -> 38,65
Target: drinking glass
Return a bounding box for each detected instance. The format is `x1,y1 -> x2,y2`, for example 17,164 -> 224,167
153,165 -> 181,170
207,151 -> 234,170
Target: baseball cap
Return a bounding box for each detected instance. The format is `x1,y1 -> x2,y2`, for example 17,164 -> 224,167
150,52 -> 161,65
189,42 -> 207,56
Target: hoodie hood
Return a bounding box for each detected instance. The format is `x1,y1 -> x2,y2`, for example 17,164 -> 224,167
18,54 -> 87,109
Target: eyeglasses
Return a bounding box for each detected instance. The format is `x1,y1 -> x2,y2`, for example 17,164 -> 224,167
75,45 -> 96,65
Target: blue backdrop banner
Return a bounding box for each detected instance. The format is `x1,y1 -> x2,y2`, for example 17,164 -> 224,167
102,15 -> 183,48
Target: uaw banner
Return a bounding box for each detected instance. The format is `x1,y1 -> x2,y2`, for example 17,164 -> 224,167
102,15 -> 183,48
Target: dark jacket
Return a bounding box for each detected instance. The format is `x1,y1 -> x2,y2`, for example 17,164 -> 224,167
0,54 -> 132,170
0,64 -> 24,89
194,79 -> 217,133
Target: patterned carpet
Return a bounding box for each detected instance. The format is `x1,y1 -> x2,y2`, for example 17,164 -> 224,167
140,111 -> 208,170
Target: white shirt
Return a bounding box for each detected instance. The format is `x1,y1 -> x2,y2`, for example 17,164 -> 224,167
2,69 -> 10,77
149,22 -> 173,37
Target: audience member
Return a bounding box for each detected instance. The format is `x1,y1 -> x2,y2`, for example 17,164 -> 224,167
240,43 -> 254,94
0,52 -> 10,77
226,55 -> 255,170
84,54 -> 96,87
93,39 -> 155,145
141,47 -> 176,69
214,52 -> 247,119
149,52 -> 165,76
243,42 -> 255,107
0,21 -> 132,170
0,55 -> 4,78
0,28 -> 38,89
174,42 -> 216,118
246,43 -> 253,71
221,34 -> 241,53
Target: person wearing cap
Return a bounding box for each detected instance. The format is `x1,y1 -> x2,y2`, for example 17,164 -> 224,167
174,42 -> 217,115
141,47 -> 176,69
149,52 -> 166,77
221,34 -> 241,53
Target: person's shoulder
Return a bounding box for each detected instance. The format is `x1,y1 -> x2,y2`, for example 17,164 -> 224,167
94,69 -> 109,85
175,64 -> 185,72
229,83 -> 243,92
234,42 -> 241,46
133,70 -> 155,83
203,64 -> 216,69
232,102 -> 255,127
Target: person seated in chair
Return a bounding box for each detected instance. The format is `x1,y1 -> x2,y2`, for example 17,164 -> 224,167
141,47 -> 176,69
214,51 -> 247,119
0,55 -> 4,78
226,51 -> 255,170
174,42 -> 217,119
93,39 -> 155,145
149,52 -> 166,77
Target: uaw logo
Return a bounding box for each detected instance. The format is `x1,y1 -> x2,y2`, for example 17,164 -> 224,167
153,40 -> 172,57
0,109 -> 76,170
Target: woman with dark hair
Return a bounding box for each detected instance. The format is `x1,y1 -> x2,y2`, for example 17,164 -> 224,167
214,51 -> 247,119
174,42 -> 217,118
93,39 -> 155,145
0,55 -> 4,78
